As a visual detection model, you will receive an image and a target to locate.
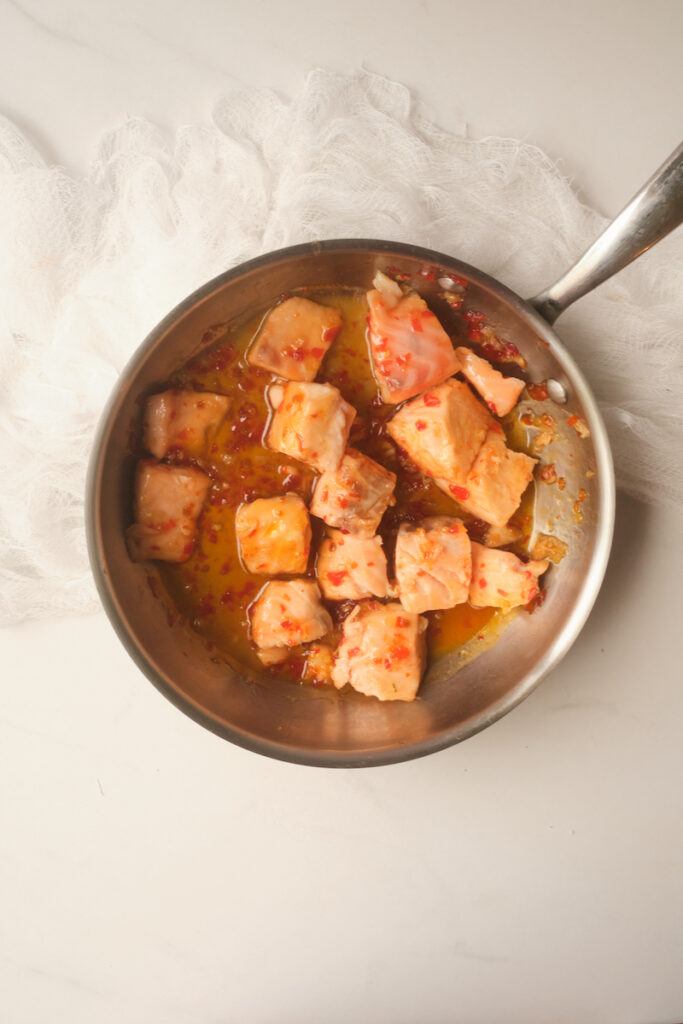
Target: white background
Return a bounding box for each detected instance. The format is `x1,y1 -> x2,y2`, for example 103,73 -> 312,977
2,2 -> 682,1022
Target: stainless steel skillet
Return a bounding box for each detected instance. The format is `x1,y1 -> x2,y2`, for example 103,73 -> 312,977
86,143 -> 683,767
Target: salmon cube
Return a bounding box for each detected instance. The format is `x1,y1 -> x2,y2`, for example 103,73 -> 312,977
304,643 -> 335,684
125,459 -> 210,562
455,347 -> 525,417
250,580 -> 332,649
310,448 -> 396,536
142,389 -> 230,458
266,381 -> 355,473
316,530 -> 389,600
469,542 -> 549,610
331,601 -> 427,702
436,425 -> 536,527
235,494 -> 311,575
247,297 -> 342,381
256,647 -> 289,666
395,516 -> 471,613
367,273 -> 461,404
387,378 -> 493,482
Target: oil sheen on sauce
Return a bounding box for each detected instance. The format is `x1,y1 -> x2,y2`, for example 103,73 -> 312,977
154,286 -> 534,682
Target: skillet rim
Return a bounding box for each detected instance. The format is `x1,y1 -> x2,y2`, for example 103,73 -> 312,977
85,238 -> 616,767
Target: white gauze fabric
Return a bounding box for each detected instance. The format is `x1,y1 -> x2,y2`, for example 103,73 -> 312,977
1,69 -> 681,626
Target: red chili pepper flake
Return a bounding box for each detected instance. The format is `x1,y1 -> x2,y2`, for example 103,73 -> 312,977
385,643 -> 410,668
487,401 -> 499,416
311,346 -> 324,358
395,352 -> 412,369
182,540 -> 194,556
449,485 -> 470,500
219,561 -> 231,575
567,414 -> 578,426
520,413 -> 534,426
480,343 -> 499,362
327,570 -> 348,587
281,619 -> 294,630
478,578 -> 487,588
395,616 -> 409,628
464,309 -> 486,324
497,588 -> 508,597
525,588 -> 546,612
557,477 -> 566,491
415,420 -> 427,431
322,326 -> 340,342
539,464 -> 557,484
502,342 -> 521,359
384,266 -> 411,282
453,276 -> 468,288
423,393 -> 440,407
527,382 -> 549,401
347,646 -> 360,657
418,266 -> 437,280
410,316 -> 424,334
337,496 -> 349,509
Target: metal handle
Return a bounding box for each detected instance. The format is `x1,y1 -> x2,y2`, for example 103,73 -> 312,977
530,141 -> 683,324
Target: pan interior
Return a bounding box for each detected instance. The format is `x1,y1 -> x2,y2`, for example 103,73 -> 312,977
89,241 -> 612,766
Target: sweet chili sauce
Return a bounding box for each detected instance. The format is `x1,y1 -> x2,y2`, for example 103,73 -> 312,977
153,286 -> 534,680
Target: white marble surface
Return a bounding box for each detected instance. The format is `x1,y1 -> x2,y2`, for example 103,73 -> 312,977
2,2 -> 683,1022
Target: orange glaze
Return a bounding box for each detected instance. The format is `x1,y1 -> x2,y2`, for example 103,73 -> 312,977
151,287 -> 535,682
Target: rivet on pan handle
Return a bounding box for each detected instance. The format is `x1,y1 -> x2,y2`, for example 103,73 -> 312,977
530,141 -> 683,325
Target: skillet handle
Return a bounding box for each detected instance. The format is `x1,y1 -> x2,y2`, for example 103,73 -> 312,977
529,141 -> 683,324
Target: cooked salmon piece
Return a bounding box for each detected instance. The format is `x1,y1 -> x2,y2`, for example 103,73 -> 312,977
395,516 -> 471,613
142,389 -> 230,458
436,425 -> 536,527
387,377 -> 493,482
304,643 -> 335,684
266,381 -> 355,473
125,459 -> 210,562
250,580 -> 333,650
316,529 -> 389,600
247,296 -> 342,381
366,272 -> 461,404
256,646 -> 289,666
235,494 -> 311,575
310,448 -> 396,536
455,347 -> 526,417
469,542 -> 549,610
331,601 -> 427,702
